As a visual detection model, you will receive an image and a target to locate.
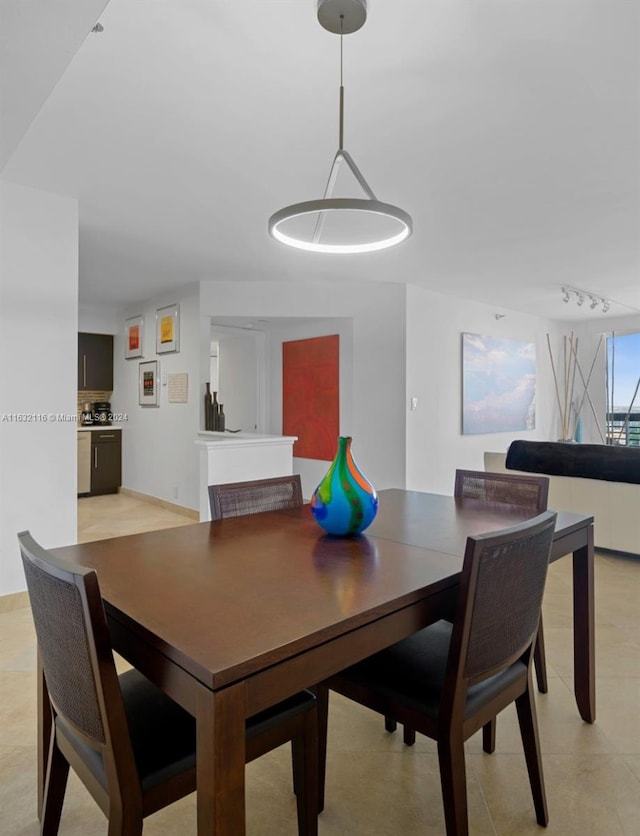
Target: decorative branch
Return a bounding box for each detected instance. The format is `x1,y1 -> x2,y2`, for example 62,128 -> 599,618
547,332 -> 579,440
548,332 -> 605,443
547,334 -> 567,439
570,334 -> 603,433
615,376 -> 640,444
569,340 -> 607,444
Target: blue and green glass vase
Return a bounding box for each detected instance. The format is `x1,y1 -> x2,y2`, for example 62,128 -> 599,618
311,437 -> 378,536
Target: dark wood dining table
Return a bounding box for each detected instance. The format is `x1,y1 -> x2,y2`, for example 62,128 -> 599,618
44,489 -> 594,834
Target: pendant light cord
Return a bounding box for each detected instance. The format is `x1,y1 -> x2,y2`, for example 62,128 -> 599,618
339,15 -> 344,150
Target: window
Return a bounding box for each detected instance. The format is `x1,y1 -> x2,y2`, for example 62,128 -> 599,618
606,332 -> 640,446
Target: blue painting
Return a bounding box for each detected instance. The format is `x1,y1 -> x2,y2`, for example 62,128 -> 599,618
462,333 -> 536,434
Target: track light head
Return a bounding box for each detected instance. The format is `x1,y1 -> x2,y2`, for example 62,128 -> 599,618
560,285 -> 610,313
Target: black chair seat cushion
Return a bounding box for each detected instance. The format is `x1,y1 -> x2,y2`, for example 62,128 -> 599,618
338,620 -> 527,720
57,669 -> 316,793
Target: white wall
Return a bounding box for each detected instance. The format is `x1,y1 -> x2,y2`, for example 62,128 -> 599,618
213,326 -> 264,433
200,281 -> 407,498
115,276 -> 598,518
78,303 -> 119,335
113,285 -> 201,510
0,182 -> 78,595
405,285 -> 561,495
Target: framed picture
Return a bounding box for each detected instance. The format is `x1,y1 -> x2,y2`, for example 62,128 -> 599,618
156,303 -> 180,354
139,360 -> 159,406
462,333 -> 536,434
124,315 -> 144,359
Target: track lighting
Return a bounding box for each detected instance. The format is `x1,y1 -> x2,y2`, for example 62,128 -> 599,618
560,286 -> 610,313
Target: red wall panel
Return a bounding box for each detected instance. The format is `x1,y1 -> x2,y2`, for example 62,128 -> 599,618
282,335 -> 339,461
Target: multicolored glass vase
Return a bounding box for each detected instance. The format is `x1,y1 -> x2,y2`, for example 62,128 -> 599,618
311,437 -> 378,536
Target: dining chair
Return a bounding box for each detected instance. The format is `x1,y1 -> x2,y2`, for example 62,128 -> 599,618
386,468 -> 551,751
318,511 -> 557,836
456,469 -> 550,687
19,531 -> 319,836
453,468 -> 549,512
208,474 -> 303,520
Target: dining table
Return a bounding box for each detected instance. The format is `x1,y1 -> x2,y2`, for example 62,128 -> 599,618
43,488 -> 595,834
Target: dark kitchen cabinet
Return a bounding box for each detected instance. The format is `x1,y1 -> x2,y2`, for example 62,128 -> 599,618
90,430 -> 121,495
78,333 -> 114,391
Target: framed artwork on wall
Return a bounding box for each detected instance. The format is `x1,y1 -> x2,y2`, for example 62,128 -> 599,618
139,360 -> 159,406
156,303 -> 180,354
282,334 -> 340,460
124,315 -> 144,359
462,333 -> 536,434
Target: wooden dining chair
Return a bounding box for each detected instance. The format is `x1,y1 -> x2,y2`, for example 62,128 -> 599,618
19,531 -> 319,836
208,474 -> 303,521
385,468 -> 551,750
454,468 -> 549,512
318,512 -> 557,836
456,468 -> 551,707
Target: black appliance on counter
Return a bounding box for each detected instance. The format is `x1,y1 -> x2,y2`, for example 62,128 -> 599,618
92,401 -> 112,426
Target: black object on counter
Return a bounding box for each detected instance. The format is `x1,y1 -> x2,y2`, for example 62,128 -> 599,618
204,385 -> 226,432
92,401 -> 111,426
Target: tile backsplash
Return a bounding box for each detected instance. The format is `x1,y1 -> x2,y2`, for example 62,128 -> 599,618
77,391 -> 112,419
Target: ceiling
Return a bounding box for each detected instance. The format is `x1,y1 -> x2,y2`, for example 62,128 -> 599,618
2,0 -> 639,321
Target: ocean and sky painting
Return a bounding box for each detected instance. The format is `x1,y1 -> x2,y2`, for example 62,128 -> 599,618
462,333 -> 536,434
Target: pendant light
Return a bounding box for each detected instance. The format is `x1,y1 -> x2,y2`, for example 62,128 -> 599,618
268,0 -> 413,254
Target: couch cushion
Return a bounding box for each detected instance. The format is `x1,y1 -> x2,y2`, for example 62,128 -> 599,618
506,440 -> 640,485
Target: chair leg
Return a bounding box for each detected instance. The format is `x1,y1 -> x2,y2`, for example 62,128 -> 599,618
291,741 -> 298,796
533,616 -> 548,694
437,733 -> 469,836
106,806 -> 143,836
515,686 -> 549,827
316,684 -> 329,814
292,709 -> 319,836
482,720 -> 496,754
403,725 -> 416,746
384,715 -> 397,733
41,736 -> 69,836
107,816 -> 142,836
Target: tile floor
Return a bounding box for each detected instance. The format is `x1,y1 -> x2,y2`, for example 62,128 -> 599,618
1,493 -> 638,834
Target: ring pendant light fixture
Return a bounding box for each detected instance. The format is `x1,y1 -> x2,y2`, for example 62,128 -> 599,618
268,0 -> 413,254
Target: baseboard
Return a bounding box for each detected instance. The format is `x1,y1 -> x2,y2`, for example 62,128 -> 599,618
0,590 -> 29,613
118,487 -> 199,520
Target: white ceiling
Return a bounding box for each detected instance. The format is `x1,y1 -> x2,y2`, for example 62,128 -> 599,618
2,0 -> 639,321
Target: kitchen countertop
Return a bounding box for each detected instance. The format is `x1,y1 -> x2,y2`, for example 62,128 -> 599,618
78,426 -> 122,432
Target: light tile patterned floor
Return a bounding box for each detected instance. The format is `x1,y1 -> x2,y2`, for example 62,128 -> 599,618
1,495 -> 638,834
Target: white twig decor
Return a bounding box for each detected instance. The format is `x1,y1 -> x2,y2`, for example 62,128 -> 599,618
546,333 -> 605,443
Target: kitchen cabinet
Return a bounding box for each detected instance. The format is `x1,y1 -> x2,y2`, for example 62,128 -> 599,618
90,429 -> 121,495
78,333 -> 114,391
